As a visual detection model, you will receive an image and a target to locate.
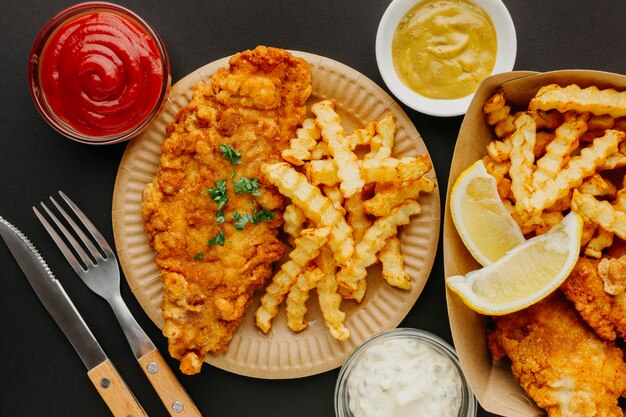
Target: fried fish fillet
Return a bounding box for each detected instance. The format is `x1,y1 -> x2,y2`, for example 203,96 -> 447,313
141,46 -> 311,374
561,256 -> 626,341
488,293 -> 626,417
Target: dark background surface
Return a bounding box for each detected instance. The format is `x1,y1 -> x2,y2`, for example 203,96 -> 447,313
1,1 -> 625,416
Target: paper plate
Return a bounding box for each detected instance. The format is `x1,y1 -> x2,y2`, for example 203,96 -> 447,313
112,51 -> 440,379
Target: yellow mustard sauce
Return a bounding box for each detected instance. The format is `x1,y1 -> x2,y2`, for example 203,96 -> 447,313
392,0 -> 497,99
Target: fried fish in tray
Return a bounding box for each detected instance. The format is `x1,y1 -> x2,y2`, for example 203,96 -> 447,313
488,292 -> 626,417
141,46 -> 312,374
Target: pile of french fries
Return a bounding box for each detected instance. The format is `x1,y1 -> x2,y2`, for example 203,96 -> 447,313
255,99 -> 434,340
482,84 -> 626,258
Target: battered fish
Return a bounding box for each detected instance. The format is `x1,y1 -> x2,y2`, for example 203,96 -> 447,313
141,46 -> 312,374
488,293 -> 626,417
561,256 -> 626,341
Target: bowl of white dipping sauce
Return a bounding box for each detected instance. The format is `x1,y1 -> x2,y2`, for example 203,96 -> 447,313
335,328 -> 476,417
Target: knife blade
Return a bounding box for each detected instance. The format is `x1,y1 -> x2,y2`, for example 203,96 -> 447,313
0,215 -> 148,417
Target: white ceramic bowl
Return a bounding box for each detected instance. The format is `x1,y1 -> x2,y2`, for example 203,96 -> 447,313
376,0 -> 516,117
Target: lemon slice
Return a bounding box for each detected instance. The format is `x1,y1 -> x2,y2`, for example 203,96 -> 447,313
446,211 -> 583,315
450,159 -> 525,266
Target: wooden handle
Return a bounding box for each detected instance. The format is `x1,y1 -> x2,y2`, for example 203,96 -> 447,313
138,348 -> 202,417
87,359 -> 148,417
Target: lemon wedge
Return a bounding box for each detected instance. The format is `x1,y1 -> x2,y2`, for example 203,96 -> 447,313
450,159 -> 525,266
446,211 -> 583,315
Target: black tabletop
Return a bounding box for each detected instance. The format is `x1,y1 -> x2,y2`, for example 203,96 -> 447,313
1,1 -> 625,416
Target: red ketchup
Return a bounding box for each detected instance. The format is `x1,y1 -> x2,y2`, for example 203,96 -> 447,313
38,11 -> 165,136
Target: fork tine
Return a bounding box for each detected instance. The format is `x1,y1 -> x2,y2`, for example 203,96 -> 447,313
58,191 -> 116,259
49,195 -> 102,260
33,206 -> 89,273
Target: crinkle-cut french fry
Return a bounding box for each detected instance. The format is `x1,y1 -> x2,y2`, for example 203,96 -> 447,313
587,114 -> 617,130
613,181 -> 626,213
528,130 -> 624,214
339,279 -> 367,303
572,190 -> 626,240
316,246 -> 350,340
337,200 -> 422,293
486,104 -> 511,126
347,121 -> 376,149
615,117 -> 626,131
365,112 -> 396,159
286,267 -> 324,332
363,177 -> 435,217
483,91 -> 511,128
487,131 -> 555,163
487,136 -> 512,162
283,204 -> 307,244
584,227 -> 614,258
310,141 -> 330,160
322,184 -> 345,215
529,84 -> 626,118
533,110 -> 563,130
599,153 -> 626,170
495,114 -> 516,138
532,112 -> 589,190
577,173 -> 617,199
580,129 -> 608,143
580,218 -> 598,247
533,211 -> 565,236
509,113 -> 537,211
282,118 -> 321,166
379,237 -> 411,290
483,157 -> 512,200
262,162 -> 355,266
534,131 -> 556,158
255,227 -> 331,333
311,100 -> 364,197
483,90 -> 507,115
305,156 -> 431,186
345,189 -> 373,243
547,194 -> 572,213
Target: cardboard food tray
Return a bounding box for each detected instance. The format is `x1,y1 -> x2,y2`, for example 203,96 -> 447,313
112,51 -> 440,379
444,70 -> 626,416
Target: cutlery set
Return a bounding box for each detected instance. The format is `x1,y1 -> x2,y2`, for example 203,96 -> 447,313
0,191 -> 201,417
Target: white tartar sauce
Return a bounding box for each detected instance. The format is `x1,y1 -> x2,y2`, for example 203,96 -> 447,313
347,337 -> 462,417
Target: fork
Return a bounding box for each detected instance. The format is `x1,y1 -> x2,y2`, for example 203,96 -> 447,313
34,191 -> 202,417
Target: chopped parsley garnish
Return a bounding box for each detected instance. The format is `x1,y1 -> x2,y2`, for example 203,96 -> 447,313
203,179 -> 228,209
208,228 -> 226,246
232,210 -> 252,231
215,210 -> 226,225
251,208 -> 276,224
230,171 -> 237,179
193,252 -> 204,260
219,144 -> 242,165
233,176 -> 261,196
231,209 -> 275,230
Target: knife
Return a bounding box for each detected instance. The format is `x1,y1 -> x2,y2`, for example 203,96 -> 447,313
0,216 -> 148,417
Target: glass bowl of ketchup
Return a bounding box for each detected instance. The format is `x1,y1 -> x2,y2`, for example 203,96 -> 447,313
28,2 -> 171,144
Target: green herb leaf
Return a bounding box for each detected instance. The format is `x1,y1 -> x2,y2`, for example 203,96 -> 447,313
193,252 -> 204,260
233,176 -> 261,196
230,171 -> 237,179
251,208 -> 276,224
215,210 -> 226,225
208,228 -> 226,246
219,144 -> 242,165
232,210 -> 253,230
206,179 -> 228,209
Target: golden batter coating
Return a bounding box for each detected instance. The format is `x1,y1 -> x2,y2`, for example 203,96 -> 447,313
141,46 -> 311,374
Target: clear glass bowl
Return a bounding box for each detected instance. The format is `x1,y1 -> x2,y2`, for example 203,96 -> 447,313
335,328 -> 477,417
28,2 -> 171,145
